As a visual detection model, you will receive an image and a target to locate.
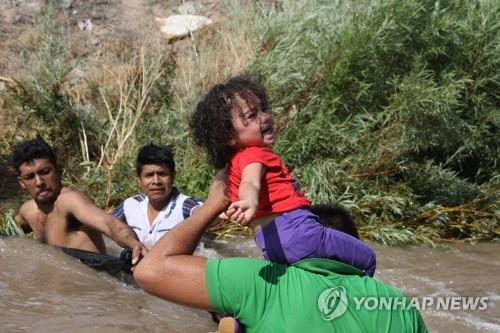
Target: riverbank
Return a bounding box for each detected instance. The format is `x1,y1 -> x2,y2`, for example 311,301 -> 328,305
1,0 -> 498,244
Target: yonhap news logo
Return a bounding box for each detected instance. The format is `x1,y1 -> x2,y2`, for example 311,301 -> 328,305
352,295 -> 489,312
318,286 -> 489,321
317,286 -> 349,320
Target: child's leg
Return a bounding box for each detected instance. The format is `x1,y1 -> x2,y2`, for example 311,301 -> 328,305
254,208 -> 376,276
319,227 -> 376,276
254,209 -> 321,264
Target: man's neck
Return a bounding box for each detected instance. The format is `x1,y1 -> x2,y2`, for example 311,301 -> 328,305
35,200 -> 55,215
148,188 -> 178,212
149,199 -> 167,212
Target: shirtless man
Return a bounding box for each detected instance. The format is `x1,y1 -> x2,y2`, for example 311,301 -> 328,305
12,137 -> 147,265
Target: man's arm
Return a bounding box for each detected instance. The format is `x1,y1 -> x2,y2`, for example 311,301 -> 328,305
226,162 -> 265,225
133,171 -> 230,310
15,206 -> 32,234
59,190 -> 147,263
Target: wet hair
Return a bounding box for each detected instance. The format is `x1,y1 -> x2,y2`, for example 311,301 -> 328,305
136,144 -> 175,176
189,75 -> 270,169
311,204 -> 359,239
10,137 -> 58,174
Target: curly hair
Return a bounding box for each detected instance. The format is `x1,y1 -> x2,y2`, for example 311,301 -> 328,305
10,137 -> 58,174
189,75 -> 270,169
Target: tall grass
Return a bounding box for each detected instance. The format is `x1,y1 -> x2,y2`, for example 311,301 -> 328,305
1,0 -> 498,244
1,0 -> 178,208
0,208 -> 24,236
257,0 -> 500,243
1,0 -> 88,160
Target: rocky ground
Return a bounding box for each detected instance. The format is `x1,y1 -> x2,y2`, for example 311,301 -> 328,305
0,0 -> 223,77
0,0 -> 225,207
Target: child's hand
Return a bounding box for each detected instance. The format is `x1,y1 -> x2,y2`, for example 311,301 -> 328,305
226,200 -> 257,226
218,211 -> 230,220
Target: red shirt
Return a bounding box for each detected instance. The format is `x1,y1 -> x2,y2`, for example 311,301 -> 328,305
227,146 -> 311,218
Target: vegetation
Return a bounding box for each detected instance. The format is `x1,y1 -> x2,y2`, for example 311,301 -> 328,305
1,0 -> 498,245
0,208 -> 24,236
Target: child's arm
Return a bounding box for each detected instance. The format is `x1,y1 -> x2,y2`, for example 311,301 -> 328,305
226,162 -> 265,226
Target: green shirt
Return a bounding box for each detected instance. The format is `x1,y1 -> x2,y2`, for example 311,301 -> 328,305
206,257 -> 428,332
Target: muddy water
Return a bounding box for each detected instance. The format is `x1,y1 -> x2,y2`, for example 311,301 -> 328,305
0,237 -> 218,333
1,237 -> 499,333
373,242 -> 500,333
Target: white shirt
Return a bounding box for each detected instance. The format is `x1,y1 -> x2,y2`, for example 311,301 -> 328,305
113,188 -> 202,249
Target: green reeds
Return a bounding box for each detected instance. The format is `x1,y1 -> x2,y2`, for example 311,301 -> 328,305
1,0 -> 498,245
250,0 -> 499,244
0,209 -> 24,237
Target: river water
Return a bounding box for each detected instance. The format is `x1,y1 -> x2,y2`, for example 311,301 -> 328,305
1,236 -> 499,332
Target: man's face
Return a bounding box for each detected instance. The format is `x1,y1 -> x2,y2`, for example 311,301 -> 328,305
138,163 -> 175,203
18,158 -> 62,205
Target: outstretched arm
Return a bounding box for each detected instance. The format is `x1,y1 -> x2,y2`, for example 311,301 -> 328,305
133,170 -> 230,310
226,162 -> 265,225
59,190 -> 147,264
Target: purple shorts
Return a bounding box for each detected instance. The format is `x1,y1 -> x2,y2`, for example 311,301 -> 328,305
254,208 -> 376,276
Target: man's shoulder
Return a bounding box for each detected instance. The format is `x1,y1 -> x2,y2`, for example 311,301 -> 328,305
18,199 -> 37,218
123,193 -> 147,206
19,199 -> 35,210
174,191 -> 203,205
54,188 -> 96,213
56,187 -> 89,202
117,194 -> 147,217
173,191 -> 193,202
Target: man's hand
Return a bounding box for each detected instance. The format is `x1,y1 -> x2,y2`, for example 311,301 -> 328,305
131,243 -> 149,266
226,200 -> 256,226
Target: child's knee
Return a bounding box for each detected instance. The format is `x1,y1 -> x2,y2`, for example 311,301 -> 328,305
364,248 -> 377,277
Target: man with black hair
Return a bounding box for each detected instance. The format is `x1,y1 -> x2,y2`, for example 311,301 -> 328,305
112,144 -> 203,248
311,204 -> 360,239
12,137 -> 147,267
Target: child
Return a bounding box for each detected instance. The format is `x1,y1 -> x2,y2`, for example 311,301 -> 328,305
190,75 -> 376,275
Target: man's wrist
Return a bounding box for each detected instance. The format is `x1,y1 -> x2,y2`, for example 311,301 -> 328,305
203,198 -> 228,217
